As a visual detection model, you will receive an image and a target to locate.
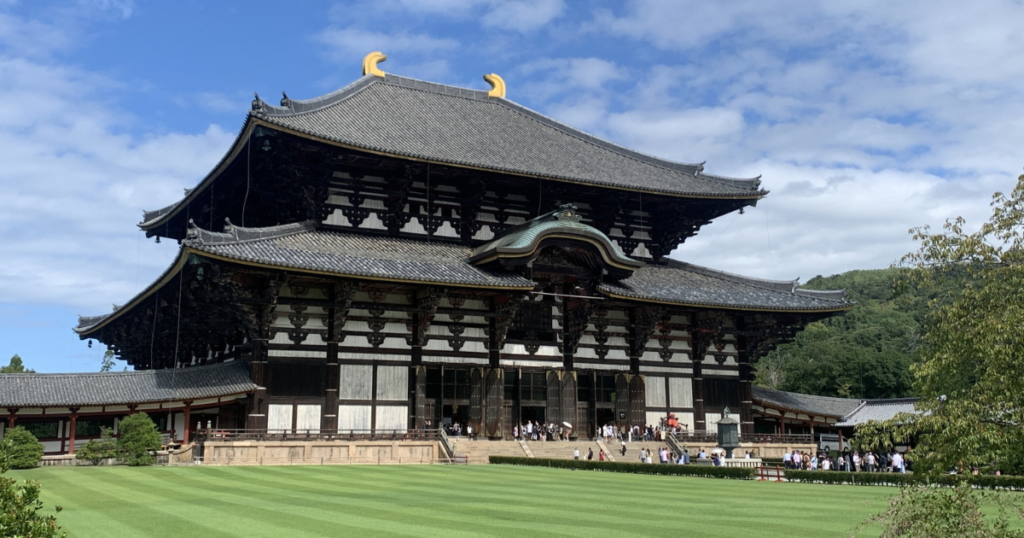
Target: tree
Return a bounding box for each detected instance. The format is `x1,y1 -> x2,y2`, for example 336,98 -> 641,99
1,354 -> 34,373
0,438 -> 66,538
853,483 -> 1023,538
99,350 -> 115,372
116,413 -> 161,466
76,427 -> 116,466
755,269 -> 919,399
853,173 -> 1024,534
3,427 -> 43,470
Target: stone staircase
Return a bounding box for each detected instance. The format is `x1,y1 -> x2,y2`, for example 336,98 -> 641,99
524,440 -> 605,461
451,440 -> 528,464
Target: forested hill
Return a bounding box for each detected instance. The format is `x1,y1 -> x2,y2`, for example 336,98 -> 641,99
754,268 -> 927,399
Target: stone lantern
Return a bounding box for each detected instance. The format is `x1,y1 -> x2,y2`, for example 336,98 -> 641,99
717,407 -> 740,459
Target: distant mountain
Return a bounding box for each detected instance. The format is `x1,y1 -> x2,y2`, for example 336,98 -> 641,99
755,268 -> 925,399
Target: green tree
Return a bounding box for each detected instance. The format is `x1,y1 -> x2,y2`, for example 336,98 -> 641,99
100,350 -> 115,372
1,354 -> 34,373
0,438 -> 66,538
853,483 -> 1023,538
116,413 -> 161,466
853,173 -> 1024,534
756,269 -> 919,399
3,427 -> 43,470
76,426 -> 116,466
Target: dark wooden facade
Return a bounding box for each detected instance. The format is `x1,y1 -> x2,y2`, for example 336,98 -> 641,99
76,68 -> 849,439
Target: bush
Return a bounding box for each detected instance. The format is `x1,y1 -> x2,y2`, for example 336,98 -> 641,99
489,456 -> 756,480
4,426 -> 43,469
116,413 -> 161,466
0,438 -> 66,537
785,470 -> 1024,491
76,427 -> 117,466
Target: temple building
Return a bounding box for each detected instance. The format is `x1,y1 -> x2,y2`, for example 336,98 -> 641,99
6,53 -> 855,455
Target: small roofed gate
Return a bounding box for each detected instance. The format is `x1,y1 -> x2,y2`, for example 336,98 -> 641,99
469,368 -> 484,437
628,375 -> 646,427
560,371 -> 578,438
614,374 -> 630,429
485,368 -> 503,438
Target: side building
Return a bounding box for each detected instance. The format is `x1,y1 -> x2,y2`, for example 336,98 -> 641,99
10,54 -> 853,455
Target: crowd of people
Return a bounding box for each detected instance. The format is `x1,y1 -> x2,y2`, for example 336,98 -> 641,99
782,449 -> 908,473
512,421 -> 573,441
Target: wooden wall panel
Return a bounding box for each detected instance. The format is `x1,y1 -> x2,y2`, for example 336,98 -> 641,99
339,364 -> 373,400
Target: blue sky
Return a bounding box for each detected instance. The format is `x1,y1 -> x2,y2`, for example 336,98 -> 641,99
2,0 -> 1022,372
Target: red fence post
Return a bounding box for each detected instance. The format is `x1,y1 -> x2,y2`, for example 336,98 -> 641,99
775,465 -> 783,482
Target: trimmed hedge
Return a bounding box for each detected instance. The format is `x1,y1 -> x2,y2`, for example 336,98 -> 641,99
785,470 -> 1024,490
489,456 -> 756,480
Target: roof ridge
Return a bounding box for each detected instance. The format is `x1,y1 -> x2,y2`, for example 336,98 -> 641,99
0,361 -> 240,378
184,219 -> 316,246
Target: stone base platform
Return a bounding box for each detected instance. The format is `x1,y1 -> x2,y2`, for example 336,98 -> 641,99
202,439 -> 441,465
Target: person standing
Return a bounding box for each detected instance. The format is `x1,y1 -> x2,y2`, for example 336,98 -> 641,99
599,450 -> 605,462
574,447 -> 579,460
587,448 -> 593,461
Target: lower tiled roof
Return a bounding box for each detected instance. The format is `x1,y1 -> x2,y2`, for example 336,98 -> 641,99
600,260 -> 851,311
752,386 -> 863,418
0,362 -> 255,407
188,223 -> 535,290
835,399 -> 920,427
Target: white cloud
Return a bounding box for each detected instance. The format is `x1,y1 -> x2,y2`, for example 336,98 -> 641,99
315,26 -> 459,65
0,54 -> 233,310
481,0 -> 564,32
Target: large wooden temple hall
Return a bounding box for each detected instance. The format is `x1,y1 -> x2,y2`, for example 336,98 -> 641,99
2,53 -> 853,455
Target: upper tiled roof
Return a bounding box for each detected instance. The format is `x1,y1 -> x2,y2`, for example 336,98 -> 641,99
752,386 -> 864,418
600,259 -> 851,311
253,74 -> 762,198
0,362 -> 255,407
835,399 -> 920,427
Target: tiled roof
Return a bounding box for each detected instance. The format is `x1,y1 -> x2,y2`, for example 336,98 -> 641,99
752,386 -> 863,418
186,221 -> 536,290
0,362 -> 255,407
600,259 -> 851,311
255,74 -> 762,198
835,399 -> 920,427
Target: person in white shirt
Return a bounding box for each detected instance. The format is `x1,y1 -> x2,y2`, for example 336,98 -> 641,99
783,451 -> 792,469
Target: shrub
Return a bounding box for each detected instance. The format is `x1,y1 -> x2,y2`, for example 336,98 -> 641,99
4,426 -> 43,469
489,456 -> 756,480
785,470 -> 1024,491
116,413 -> 161,466
0,438 -> 66,537
76,427 -> 117,466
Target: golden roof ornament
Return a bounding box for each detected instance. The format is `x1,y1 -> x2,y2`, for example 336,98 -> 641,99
362,51 -> 387,77
483,73 -> 506,98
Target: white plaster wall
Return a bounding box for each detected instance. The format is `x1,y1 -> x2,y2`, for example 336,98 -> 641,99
339,364 -> 373,400
338,405 -> 372,431
375,406 -> 408,432
676,412 -> 695,432
705,412 -> 722,428
296,405 -> 321,433
376,366 -> 408,401
669,378 -> 693,408
268,404 -> 293,433
646,376 -> 666,407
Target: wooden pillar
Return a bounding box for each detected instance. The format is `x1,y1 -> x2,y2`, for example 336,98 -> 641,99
837,429 -> 844,451
5,408 -> 17,429
692,359 -> 706,431
468,367 -> 484,437
323,308 -> 340,432
67,412 -> 78,455
411,365 -> 427,430
627,375 -> 645,429
738,360 -> 755,435
183,401 -> 193,444
485,368 -> 504,438
247,339 -> 268,431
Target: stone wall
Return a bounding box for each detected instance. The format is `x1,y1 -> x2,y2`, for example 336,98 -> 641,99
202,439 -> 440,465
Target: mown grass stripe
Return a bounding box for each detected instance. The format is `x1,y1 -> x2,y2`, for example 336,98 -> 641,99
17,465 -> 892,537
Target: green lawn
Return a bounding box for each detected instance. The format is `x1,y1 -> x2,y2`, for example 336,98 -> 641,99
16,465 -> 893,537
